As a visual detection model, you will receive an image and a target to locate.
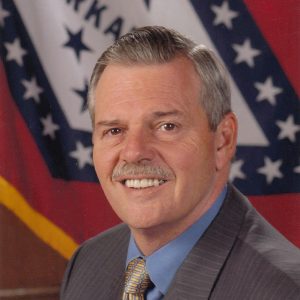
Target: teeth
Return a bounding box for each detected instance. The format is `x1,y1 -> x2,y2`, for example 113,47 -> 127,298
124,179 -> 165,189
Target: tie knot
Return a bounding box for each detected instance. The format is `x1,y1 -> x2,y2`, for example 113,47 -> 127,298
123,258 -> 151,298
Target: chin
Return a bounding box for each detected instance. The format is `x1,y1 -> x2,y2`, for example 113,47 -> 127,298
126,218 -> 155,230
125,215 -> 163,231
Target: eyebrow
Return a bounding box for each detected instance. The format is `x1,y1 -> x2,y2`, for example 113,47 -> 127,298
95,120 -> 122,128
95,110 -> 183,128
151,109 -> 183,118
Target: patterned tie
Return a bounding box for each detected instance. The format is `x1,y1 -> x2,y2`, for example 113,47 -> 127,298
122,257 -> 151,300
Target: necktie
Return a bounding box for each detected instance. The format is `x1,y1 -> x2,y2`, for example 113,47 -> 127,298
122,257 -> 151,300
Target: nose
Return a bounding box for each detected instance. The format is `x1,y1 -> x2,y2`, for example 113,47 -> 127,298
120,128 -> 154,164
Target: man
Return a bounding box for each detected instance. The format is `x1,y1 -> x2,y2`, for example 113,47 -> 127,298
61,26 -> 300,299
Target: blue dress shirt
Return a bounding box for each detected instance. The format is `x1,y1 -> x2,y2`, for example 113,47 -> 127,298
126,186 -> 227,300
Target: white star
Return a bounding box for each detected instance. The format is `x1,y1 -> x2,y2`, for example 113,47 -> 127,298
21,76 -> 43,103
69,141 -> 92,169
0,2 -> 10,27
211,1 -> 239,29
229,159 -> 246,182
40,114 -> 60,140
254,77 -> 283,105
4,38 -> 27,66
294,165 -> 300,174
257,157 -> 283,184
276,115 -> 300,142
232,38 -> 261,68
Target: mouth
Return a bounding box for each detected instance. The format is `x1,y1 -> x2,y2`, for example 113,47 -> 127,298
121,178 -> 167,189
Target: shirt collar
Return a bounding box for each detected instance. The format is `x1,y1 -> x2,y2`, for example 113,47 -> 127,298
126,185 -> 227,295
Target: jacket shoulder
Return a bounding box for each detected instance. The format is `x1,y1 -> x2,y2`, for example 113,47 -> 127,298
80,223 -> 129,252
214,186 -> 300,298
60,223 -> 129,300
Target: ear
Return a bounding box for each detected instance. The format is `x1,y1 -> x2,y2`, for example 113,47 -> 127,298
215,112 -> 238,171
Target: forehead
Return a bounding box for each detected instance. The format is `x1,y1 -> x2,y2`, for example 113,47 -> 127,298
94,57 -> 202,118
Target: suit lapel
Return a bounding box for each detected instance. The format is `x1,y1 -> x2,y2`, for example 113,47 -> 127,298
164,185 -> 247,300
104,256 -> 126,299
96,224 -> 130,299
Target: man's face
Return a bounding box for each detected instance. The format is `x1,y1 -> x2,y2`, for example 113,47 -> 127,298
93,57 -> 227,234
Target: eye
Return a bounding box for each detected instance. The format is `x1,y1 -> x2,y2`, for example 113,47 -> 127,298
104,128 -> 122,136
159,123 -> 177,131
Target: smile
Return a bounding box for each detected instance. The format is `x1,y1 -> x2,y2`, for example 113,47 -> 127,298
122,178 -> 167,189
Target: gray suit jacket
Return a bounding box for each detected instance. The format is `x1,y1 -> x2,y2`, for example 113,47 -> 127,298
61,185 -> 300,299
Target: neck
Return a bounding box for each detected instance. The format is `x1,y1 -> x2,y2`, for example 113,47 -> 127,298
131,222 -> 185,256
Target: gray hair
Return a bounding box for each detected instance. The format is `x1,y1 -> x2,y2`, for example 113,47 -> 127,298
88,26 -> 231,131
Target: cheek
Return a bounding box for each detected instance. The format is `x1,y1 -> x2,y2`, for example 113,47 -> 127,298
180,156 -> 215,204
170,135 -> 215,171
167,136 -> 217,199
93,145 -> 117,180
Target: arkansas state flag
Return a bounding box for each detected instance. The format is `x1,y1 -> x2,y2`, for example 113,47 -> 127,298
0,0 -> 299,268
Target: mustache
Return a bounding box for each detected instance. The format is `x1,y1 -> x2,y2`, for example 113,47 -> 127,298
112,163 -> 174,180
